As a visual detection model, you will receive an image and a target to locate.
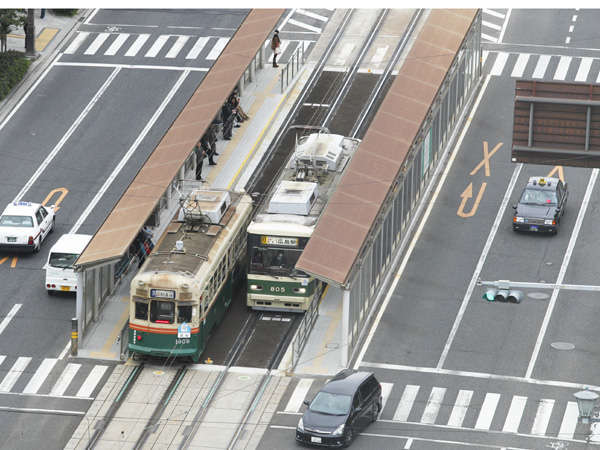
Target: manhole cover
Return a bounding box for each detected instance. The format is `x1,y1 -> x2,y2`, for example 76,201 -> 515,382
528,292 -> 550,300
551,342 -> 575,351
153,370 -> 165,376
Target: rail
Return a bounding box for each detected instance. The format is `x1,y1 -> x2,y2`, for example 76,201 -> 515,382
281,41 -> 306,93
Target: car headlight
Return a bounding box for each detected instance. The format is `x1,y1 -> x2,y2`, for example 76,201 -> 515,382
516,217 -> 524,223
297,417 -> 304,432
333,423 -> 345,436
544,219 -> 553,225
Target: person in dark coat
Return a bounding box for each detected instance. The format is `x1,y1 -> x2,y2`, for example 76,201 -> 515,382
271,30 -> 281,67
194,141 -> 207,180
208,122 -> 219,155
228,89 -> 248,122
201,132 -> 216,165
221,102 -> 235,140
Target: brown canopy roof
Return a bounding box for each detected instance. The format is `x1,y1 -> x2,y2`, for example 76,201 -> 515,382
77,9 -> 284,268
295,9 -> 478,286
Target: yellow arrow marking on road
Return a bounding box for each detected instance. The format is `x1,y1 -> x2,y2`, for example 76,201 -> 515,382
42,187 -> 68,211
457,182 -> 487,218
546,165 -> 565,183
470,141 -> 503,177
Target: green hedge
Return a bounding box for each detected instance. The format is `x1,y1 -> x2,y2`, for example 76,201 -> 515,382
50,9 -> 78,16
0,51 -> 31,101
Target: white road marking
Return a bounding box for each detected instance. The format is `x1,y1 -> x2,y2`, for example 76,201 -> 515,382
0,357 -> 31,392
64,32 -> 89,54
447,389 -> 473,427
50,363 -> 81,396
490,52 -> 509,76
288,18 -> 322,33
83,8 -> 99,25
597,69 -> 600,83
502,395 -> 527,433
482,33 -> 498,43
511,53 -> 530,78
0,406 -> 84,416
54,61 -> 208,72
76,365 -> 108,398
474,393 -> 500,430
558,401 -> 579,440
572,14 -> 578,22
575,57 -> 593,82
334,43 -> 355,66
553,55 -> 572,80
58,340 -> 70,359
0,356 -> 4,366
296,9 -> 328,22
532,54 -> 551,78
526,169 -> 598,378
104,33 -> 130,56
83,32 -> 109,55
284,378 -> 313,412
482,50 -> 490,65
14,67 -> 120,202
371,46 -> 388,65
566,36 -> 571,44
569,25 -> 574,33
70,69 -> 190,232
483,9 -> 505,19
483,20 -> 502,31
0,304 -> 21,336
531,399 -> 554,436
145,34 -> 169,57
124,33 -> 150,57
186,36 -> 209,59
498,9 -> 512,43
404,438 -> 413,449
23,358 -> 58,394
393,385 -> 420,421
421,387 -> 446,424
165,35 -> 190,58
379,383 -> 394,418
206,37 -> 228,60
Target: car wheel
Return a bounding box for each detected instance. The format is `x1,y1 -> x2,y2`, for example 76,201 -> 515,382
342,427 -> 354,448
370,402 -> 380,423
33,239 -> 40,253
50,217 -> 55,233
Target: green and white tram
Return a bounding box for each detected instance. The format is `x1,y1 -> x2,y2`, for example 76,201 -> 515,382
129,189 -> 252,362
247,132 -> 360,312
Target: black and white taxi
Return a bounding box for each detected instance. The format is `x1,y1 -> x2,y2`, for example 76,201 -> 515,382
0,201 -> 56,253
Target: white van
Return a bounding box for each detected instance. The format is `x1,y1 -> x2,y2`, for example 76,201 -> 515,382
45,233 -> 92,294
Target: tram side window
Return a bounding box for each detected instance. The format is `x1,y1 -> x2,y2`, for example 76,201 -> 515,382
150,301 -> 175,324
178,304 -> 193,323
135,301 -> 148,320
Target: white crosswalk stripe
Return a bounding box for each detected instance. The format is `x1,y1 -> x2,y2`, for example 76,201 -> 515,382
288,18 -> 322,33
23,358 -> 58,394
0,357 -> 31,392
483,20 -> 502,31
393,384 -> 420,421
421,387 -> 446,424
532,54 -> 551,79
447,389 -> 472,427
511,53 -> 530,78
64,32 -> 89,54
145,35 -> 169,58
104,33 -> 130,56
502,395 -> 527,433
166,35 -> 190,59
483,9 -> 505,19
379,383 -> 393,418
474,392 -> 501,430
531,399 -> 555,436
371,46 -> 388,66
84,32 -> 109,55
490,52 -> 509,76
186,36 -> 209,60
558,401 -> 579,440
296,9 -> 328,22
554,55 -> 572,80
206,37 -> 229,60
575,57 -> 593,82
50,363 -> 81,396
76,365 -> 108,398
125,33 -> 150,57
285,378 -> 313,412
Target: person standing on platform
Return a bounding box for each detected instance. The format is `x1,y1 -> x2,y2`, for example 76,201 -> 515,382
271,30 -> 281,68
194,141 -> 207,181
221,102 -> 234,140
201,132 -> 216,166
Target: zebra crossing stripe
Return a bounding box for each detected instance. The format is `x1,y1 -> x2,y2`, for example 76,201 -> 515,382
379,383 -> 394,418
206,37 -> 228,60
0,356 -> 4,367
576,57 -> 593,82
502,395 -> 527,433
145,35 -> 169,58
532,54 -> 551,79
334,43 -> 355,66
296,9 -> 328,22
511,53 -> 530,78
23,358 -> 58,394
531,399 -> 555,436
285,378 -> 313,412
421,387 -> 446,424
482,50 -> 490,66
64,32 -> 89,54
288,18 -> 322,33
186,36 -> 209,59
393,385 -> 420,421
490,52 -> 509,76
482,33 -> 498,43
447,389 -> 473,427
554,55 -> 572,80
483,9 -> 505,19
50,363 -> 81,396
84,32 -> 109,55
371,46 -> 389,65
483,20 -> 502,31
557,401 -> 579,440
76,365 -> 108,398
0,357 -> 31,392
125,33 -> 150,57
474,393 -> 500,430
0,304 -> 21,336
105,33 -> 130,56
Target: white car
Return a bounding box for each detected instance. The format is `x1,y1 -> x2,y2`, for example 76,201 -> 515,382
0,201 -> 56,253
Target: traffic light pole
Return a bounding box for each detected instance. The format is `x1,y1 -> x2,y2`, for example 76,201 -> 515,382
25,9 -> 35,57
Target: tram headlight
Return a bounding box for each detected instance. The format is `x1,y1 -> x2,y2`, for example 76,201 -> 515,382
250,284 -> 263,291
293,288 -> 306,294
137,280 -> 145,286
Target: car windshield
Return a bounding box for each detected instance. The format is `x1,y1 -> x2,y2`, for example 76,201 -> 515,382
520,188 -> 557,206
49,253 -> 78,269
0,215 -> 33,227
309,392 -> 352,415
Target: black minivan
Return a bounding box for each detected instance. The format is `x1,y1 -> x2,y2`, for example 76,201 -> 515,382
296,369 -> 382,448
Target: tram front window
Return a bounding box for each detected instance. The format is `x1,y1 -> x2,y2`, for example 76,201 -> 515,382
135,301 -> 148,320
150,300 -> 175,324
178,304 -> 193,323
250,247 -> 304,276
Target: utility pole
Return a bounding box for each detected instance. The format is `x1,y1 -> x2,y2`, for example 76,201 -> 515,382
25,8 -> 35,57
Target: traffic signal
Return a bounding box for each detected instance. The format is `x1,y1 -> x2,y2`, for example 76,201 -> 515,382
482,289 -> 523,303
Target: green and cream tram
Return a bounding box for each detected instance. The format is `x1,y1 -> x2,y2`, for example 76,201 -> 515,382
129,189 -> 252,361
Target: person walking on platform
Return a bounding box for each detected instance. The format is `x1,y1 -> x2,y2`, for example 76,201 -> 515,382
201,132 -> 217,166
271,30 -> 281,67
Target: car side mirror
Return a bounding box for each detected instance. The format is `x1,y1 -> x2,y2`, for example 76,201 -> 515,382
354,406 -> 362,413
555,208 -> 560,214
303,400 -> 310,407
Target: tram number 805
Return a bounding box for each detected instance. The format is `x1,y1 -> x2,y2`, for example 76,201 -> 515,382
270,286 -> 285,293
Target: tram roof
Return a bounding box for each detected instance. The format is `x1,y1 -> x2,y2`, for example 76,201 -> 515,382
295,9 -> 479,287
75,9 -> 284,269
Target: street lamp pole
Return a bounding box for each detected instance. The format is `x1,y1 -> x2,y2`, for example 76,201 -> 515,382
25,9 -> 35,57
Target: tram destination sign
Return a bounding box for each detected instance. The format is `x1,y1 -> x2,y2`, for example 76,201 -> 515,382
261,236 -> 298,247
150,289 -> 176,299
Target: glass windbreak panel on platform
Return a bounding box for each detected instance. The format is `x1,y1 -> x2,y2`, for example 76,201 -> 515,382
150,300 -> 175,324
135,301 -> 148,320
49,253 -> 78,269
178,304 -> 193,323
248,234 -> 309,277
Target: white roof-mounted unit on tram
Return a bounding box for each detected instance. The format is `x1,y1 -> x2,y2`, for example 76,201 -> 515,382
180,190 -> 231,224
267,180 -> 318,216
292,133 -> 348,171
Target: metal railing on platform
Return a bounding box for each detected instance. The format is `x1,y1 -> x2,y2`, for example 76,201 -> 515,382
288,284 -> 321,370
281,42 -> 306,93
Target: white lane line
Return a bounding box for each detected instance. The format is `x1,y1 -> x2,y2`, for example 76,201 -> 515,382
353,75 -> 493,371
498,9 -> 512,43
371,46 -> 388,65
572,14 -> 578,22
483,9 -> 505,19
288,18 -> 322,33
54,61 -> 208,72
379,383 -> 394,418
83,8 -> 99,25
277,8 -> 296,31
575,57 -> 593,82
526,169 -> 598,378
531,399 -> 554,436
296,9 -> 328,22
421,387 -> 446,424
69,69 -> 190,232
83,32 -> 109,55
0,304 -> 21,336
145,35 -> 169,58
565,36 -> 571,45
50,363 -> 81,396
553,55 -> 572,80
474,393 -> 500,430
447,389 -> 473,427
0,406 -> 84,416
165,35 -> 190,58
206,37 -> 228,60
64,32 -> 89,54
0,357 -> 31,392
58,340 -> 70,359
393,385 -> 420,421
502,395 -> 527,433
124,33 -> 150,57
76,365 -> 108,398
482,50 -> 490,66
569,25 -> 575,33
490,52 -> 509,76
482,33 -> 498,43
0,356 -> 4,366
284,378 -> 313,413
558,402 -> 579,440
104,33 -> 130,56
483,20 -> 502,31
185,36 -> 209,59
404,438 -> 413,449
532,54 -> 551,79
511,53 -> 530,78
14,67 -> 120,202
23,358 -> 58,394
